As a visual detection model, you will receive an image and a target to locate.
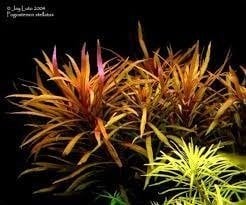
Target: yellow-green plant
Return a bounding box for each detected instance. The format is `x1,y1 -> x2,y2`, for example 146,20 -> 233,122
146,140 -> 246,204
8,23 -> 246,203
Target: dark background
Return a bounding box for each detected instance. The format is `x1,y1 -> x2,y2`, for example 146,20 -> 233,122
1,0 -> 246,204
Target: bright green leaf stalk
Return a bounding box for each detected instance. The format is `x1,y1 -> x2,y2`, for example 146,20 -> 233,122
146,139 -> 246,205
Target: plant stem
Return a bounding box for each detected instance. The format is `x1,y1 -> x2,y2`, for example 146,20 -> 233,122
119,184 -> 131,205
195,180 -> 212,205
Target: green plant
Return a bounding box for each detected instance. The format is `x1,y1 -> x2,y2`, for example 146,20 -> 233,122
146,139 -> 246,204
96,191 -> 127,205
8,23 -> 246,204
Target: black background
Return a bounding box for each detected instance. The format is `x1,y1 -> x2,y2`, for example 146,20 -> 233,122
1,0 -> 246,204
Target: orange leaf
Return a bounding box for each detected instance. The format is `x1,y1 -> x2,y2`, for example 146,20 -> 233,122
121,142 -> 147,158
96,118 -> 122,167
63,133 -> 85,156
206,97 -> 236,135
140,106 -> 147,138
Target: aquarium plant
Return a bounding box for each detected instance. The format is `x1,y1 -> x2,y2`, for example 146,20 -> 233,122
8,23 -> 246,204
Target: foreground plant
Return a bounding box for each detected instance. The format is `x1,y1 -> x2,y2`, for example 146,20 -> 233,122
146,140 -> 246,204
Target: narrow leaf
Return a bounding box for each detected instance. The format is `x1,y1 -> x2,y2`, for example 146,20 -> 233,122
148,122 -> 170,146
21,119 -> 81,147
52,46 -> 60,76
97,40 -> 105,82
146,136 -> 154,169
121,143 -> 147,158
200,42 -> 211,76
206,97 -> 236,135
105,113 -> 127,127
53,162 -> 107,184
140,107 -> 147,138
138,21 -> 149,58
18,167 -> 47,178
102,138 -> 122,167
33,185 -> 57,194
63,133 -> 85,156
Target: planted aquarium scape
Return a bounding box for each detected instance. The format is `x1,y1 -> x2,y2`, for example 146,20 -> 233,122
2,1 -> 246,205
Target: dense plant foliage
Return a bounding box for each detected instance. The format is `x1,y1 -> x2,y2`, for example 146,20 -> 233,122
8,23 -> 246,204
146,140 -> 246,204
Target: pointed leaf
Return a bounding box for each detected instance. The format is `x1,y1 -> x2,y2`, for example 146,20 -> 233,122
97,40 -> 104,83
34,58 -> 52,77
52,46 -> 60,76
148,122 -> 170,146
140,107 -> 147,138
200,42 -> 211,76
53,162 -> 107,184
138,21 -> 149,58
63,133 -> 85,156
121,143 -> 147,158
206,97 -> 236,135
105,113 -> 127,127
18,167 -> 48,178
66,54 -> 81,77
33,185 -> 57,194
164,125 -> 196,133
77,144 -> 101,165
97,118 -> 122,167
102,138 -> 122,167
21,119 -> 81,147
146,136 -> 154,169
10,111 -> 51,118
